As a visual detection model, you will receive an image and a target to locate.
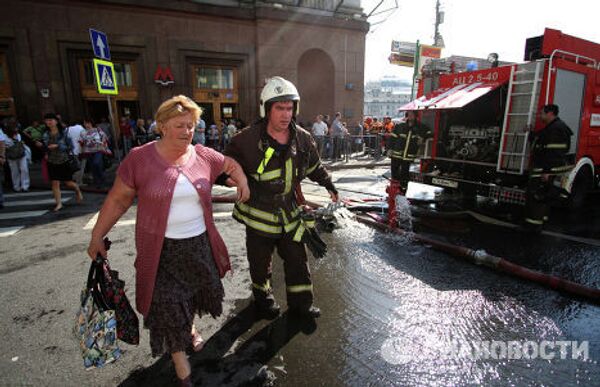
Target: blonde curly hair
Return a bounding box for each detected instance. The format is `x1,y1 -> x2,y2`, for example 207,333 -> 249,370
155,95 -> 202,135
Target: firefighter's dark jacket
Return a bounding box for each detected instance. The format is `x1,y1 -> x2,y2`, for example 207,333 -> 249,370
531,117 -> 573,175
389,121 -> 432,161
224,119 -> 336,238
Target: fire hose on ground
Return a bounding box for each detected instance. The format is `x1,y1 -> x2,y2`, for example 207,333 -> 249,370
210,193 -> 600,304
353,214 -> 600,305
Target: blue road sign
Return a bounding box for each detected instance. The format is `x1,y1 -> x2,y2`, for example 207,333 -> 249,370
89,29 -> 111,60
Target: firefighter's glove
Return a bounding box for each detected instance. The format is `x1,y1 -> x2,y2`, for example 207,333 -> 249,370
294,212 -> 328,259
306,228 -> 327,259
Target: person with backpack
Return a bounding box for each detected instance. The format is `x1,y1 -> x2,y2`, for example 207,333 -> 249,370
4,125 -> 30,192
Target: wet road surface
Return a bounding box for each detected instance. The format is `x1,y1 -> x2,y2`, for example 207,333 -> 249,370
257,169 -> 600,386
1,167 -> 599,386
124,169 -> 600,386
262,217 -> 600,385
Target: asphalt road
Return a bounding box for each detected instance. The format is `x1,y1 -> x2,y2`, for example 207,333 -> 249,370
0,168 -> 599,386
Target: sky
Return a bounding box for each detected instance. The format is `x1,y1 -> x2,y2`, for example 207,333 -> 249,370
363,0 -> 600,82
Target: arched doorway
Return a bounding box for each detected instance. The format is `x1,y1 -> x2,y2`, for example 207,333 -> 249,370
297,49 -> 335,127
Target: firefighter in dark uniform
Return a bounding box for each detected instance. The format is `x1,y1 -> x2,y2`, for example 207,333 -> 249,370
389,110 -> 432,191
223,76 -> 339,319
525,104 -> 573,230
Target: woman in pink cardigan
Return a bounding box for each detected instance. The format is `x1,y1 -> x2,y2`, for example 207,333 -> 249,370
87,95 -> 249,386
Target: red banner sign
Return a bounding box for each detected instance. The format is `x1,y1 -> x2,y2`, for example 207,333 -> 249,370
420,45 -> 442,59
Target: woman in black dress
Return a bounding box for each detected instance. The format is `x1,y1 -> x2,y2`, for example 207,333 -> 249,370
42,113 -> 83,211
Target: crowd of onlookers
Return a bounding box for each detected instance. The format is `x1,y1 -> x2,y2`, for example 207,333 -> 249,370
0,114 -> 120,189
300,112 -> 401,160
0,113 -> 249,209
0,114 -> 120,210
190,118 -> 246,152
0,110 -> 397,209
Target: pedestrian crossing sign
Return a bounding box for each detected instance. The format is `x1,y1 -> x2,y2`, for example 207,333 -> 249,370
92,58 -> 119,95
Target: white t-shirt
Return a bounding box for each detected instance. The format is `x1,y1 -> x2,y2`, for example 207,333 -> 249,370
66,124 -> 86,155
0,129 -> 7,142
165,174 -> 206,239
223,124 -> 236,139
312,121 -> 328,136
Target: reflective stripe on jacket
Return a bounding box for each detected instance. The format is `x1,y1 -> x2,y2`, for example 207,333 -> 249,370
224,120 -> 335,238
531,117 -> 573,175
389,122 -> 431,161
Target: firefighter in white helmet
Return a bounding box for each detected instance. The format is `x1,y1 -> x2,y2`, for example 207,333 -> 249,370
222,76 -> 339,319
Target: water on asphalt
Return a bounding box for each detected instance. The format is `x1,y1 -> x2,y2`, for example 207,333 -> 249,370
264,203 -> 600,386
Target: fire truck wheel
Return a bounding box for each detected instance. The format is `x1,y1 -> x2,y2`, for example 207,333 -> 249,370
568,169 -> 593,209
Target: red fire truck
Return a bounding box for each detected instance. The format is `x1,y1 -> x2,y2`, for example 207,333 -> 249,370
401,28 -> 600,209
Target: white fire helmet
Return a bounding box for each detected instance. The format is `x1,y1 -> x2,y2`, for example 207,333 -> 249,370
259,76 -> 300,118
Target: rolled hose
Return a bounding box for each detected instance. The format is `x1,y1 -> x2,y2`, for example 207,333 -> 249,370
354,214 -> 600,304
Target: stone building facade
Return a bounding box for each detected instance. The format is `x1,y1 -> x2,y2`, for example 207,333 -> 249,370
0,0 -> 367,132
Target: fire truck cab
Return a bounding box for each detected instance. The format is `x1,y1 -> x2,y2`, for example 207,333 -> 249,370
401,28 -> 600,209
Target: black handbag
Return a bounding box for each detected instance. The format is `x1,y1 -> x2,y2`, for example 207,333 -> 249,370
6,141 -> 25,160
96,239 -> 139,345
63,127 -> 80,172
67,153 -> 81,173
102,153 -> 113,170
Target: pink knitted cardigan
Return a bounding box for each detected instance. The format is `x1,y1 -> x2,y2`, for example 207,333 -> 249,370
118,142 -> 231,317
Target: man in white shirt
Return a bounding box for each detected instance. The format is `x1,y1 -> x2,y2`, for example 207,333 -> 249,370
66,122 -> 85,156
330,112 -> 347,160
224,120 -> 237,147
227,120 -> 237,135
311,115 -> 328,157
66,121 -> 86,184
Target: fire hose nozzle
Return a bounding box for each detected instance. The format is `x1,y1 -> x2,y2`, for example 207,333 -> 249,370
323,221 -> 337,233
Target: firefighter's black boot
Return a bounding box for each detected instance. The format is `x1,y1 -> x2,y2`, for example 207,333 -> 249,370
289,305 -> 321,319
253,292 -> 281,320
257,302 -> 281,320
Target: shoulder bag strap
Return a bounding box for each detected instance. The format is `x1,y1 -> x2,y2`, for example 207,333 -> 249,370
86,258 -> 111,311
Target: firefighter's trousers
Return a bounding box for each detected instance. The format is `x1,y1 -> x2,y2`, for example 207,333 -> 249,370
525,177 -> 550,228
391,157 -> 411,189
246,228 -> 314,311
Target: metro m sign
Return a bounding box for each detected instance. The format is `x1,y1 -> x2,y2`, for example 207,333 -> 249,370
154,65 -> 174,86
